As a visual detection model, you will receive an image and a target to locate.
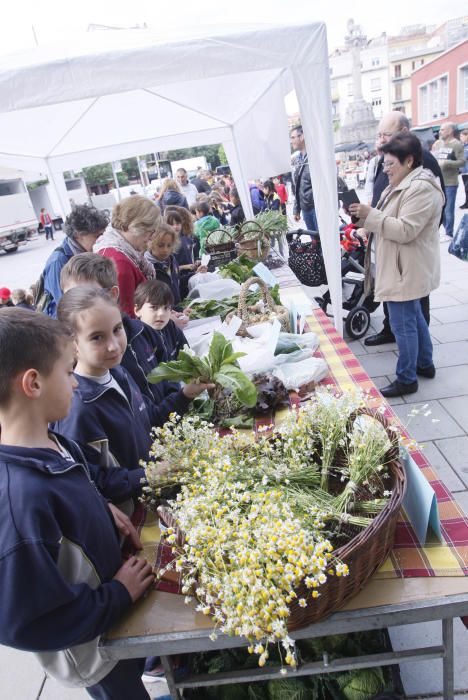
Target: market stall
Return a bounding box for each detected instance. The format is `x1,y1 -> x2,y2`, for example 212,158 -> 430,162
0,21 -> 343,328
100,263 -> 468,700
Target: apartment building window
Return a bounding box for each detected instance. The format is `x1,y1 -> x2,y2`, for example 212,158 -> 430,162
395,83 -> 403,101
394,64 -> 401,78
372,97 -> 382,107
370,77 -> 381,91
419,74 -> 449,122
459,65 -> 468,112
412,58 -> 425,70
372,57 -> 380,67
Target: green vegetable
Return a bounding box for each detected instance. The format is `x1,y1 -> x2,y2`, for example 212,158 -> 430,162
336,668 -> 385,700
219,254 -> 257,284
255,211 -> 288,238
148,332 -> 257,409
183,285 -> 282,319
267,678 -> 308,700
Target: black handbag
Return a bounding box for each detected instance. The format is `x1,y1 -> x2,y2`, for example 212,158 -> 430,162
287,230 -> 327,286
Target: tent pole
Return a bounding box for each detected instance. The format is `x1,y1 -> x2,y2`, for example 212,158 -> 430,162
111,162 -> 122,201
292,54 -> 343,335
222,137 -> 254,220
44,162 -> 72,220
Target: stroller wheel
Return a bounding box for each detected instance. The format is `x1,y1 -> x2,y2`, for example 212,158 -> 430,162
345,305 -> 371,340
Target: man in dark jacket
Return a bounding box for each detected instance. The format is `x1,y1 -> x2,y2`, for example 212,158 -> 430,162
291,125 -> 318,232
364,111 -> 446,347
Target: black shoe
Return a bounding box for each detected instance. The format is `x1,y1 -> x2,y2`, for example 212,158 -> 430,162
380,380 -> 418,398
364,332 -> 396,347
314,296 -> 327,312
459,204 -> 468,209
416,364 -> 436,379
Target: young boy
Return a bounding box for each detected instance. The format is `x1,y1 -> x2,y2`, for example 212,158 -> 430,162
0,308 -> 154,699
134,279 -> 186,361
60,253 -> 190,403
194,199 -> 220,254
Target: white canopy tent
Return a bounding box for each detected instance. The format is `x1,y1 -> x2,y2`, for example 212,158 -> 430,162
0,22 -> 342,328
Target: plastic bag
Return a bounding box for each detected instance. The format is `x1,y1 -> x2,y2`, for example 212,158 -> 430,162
187,271 -> 221,292
196,279 -> 241,300
275,331 -> 319,356
272,357 -> 328,391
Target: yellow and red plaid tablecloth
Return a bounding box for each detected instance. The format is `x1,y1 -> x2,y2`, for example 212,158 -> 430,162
135,264 -> 468,585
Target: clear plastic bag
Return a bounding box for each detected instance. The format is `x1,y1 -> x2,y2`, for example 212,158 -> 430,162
272,357 -> 328,390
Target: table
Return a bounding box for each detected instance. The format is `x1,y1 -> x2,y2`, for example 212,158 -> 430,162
100,269 -> 468,698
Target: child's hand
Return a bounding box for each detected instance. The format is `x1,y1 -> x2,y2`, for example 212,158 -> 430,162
171,311 -> 189,329
197,265 -> 208,274
113,556 -> 154,602
183,382 -> 215,399
107,503 -> 142,550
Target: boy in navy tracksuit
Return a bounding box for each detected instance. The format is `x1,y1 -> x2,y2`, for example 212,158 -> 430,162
134,279 -> 186,362
0,308 -> 154,699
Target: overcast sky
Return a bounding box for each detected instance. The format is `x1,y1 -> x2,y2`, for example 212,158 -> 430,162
1,0 -> 467,56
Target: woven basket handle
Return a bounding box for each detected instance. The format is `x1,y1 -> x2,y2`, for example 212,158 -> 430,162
234,220 -> 264,242
205,228 -> 232,245
238,276 -> 275,323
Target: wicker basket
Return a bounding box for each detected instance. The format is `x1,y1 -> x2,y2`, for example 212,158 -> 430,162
287,407 -> 405,629
225,276 -> 291,338
157,407 -> 406,629
204,228 -> 237,269
234,221 -> 270,262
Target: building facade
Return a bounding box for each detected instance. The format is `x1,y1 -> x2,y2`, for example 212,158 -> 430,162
411,40 -> 468,127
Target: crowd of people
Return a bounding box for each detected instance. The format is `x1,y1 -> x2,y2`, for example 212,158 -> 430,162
0,112 -> 466,699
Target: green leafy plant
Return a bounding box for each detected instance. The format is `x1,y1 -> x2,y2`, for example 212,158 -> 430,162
182,285 -> 281,319
218,254 -> 258,283
148,332 -> 257,409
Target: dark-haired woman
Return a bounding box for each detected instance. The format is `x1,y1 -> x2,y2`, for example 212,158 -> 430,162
41,204 -> 109,317
349,132 -> 444,398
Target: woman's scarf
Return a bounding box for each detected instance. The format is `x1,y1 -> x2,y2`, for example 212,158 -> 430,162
94,226 -> 155,280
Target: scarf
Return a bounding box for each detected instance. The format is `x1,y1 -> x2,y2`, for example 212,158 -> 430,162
94,226 -> 155,280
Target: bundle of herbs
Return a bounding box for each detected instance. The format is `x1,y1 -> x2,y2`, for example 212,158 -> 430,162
181,284 -> 282,320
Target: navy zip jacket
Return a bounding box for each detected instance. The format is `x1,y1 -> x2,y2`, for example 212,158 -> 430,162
145,251 -> 182,305
121,315 -> 188,405
0,435 -> 131,652
157,319 -> 187,362
54,366 -> 189,473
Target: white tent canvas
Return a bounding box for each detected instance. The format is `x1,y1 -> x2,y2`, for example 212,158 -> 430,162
0,22 -> 342,328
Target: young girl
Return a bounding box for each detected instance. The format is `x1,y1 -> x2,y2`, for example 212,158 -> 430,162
144,223 -> 182,305
55,287 -> 210,483
164,207 -> 199,298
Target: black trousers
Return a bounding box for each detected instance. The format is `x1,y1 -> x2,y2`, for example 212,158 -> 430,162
462,174 -> 468,205
86,659 -> 149,700
381,296 -> 430,336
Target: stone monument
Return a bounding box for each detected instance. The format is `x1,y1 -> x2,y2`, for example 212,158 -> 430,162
339,19 -> 378,144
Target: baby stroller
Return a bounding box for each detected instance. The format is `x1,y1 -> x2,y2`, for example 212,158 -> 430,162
286,226 -> 379,340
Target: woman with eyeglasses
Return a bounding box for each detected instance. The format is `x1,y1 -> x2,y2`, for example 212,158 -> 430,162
94,196 -> 160,317
349,132 -> 444,398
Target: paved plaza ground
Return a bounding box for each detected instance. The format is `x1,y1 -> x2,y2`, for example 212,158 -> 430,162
1,193 -> 467,698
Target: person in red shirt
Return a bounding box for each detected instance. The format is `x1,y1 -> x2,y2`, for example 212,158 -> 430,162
94,196 -> 160,317
273,176 -> 288,215
40,208 -> 54,240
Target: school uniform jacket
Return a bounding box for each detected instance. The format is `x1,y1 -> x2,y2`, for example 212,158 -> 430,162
0,436 -> 131,686
121,315 -> 188,405
54,366 -> 188,474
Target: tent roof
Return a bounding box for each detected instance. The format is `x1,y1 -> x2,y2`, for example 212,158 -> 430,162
0,23 -> 324,175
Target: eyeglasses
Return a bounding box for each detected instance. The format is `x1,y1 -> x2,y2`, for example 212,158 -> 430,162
382,161 -> 397,170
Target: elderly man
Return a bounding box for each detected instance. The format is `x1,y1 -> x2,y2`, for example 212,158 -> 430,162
364,111 -> 445,347
175,168 -> 199,206
432,123 -> 466,236
191,169 -> 212,194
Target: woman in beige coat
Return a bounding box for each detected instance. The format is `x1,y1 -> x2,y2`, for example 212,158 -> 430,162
349,133 -> 444,398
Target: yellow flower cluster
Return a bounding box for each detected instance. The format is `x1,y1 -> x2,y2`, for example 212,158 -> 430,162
157,445 -> 337,669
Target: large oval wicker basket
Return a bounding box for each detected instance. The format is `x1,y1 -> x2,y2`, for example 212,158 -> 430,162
157,407 -> 406,629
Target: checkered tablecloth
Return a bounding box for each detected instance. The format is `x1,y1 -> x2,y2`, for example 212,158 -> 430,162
307,308 -> 468,579
135,263 -> 468,584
